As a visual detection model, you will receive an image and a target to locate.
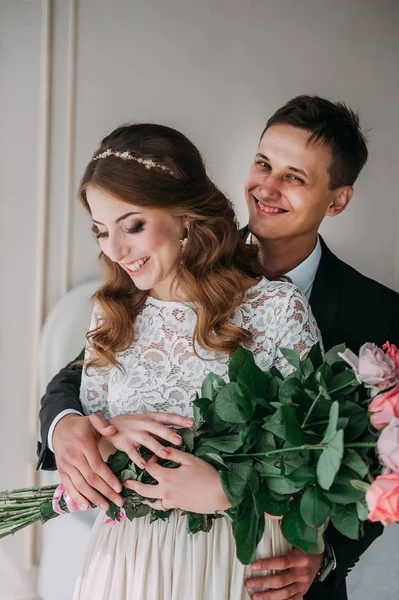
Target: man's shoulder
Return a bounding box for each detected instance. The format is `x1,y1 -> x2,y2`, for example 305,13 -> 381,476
323,243 -> 399,306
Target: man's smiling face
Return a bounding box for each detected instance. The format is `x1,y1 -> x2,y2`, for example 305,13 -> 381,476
245,124 -> 342,242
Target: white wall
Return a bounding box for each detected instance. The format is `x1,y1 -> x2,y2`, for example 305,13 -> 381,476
0,1 -> 398,598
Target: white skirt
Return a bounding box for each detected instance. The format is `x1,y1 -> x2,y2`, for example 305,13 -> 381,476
73,510 -> 292,600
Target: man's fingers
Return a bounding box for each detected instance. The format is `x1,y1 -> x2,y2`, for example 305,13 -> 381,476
67,466 -> 114,511
252,582 -> 302,600
246,570 -> 298,591
86,453 -> 122,494
89,413 -> 117,436
251,552 -> 298,572
79,462 -> 124,506
150,412 -> 194,428
58,469 -> 92,511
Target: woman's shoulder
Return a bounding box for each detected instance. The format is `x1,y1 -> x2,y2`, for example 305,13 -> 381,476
244,276 -> 309,307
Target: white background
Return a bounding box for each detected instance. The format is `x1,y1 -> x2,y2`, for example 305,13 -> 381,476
0,1 -> 398,598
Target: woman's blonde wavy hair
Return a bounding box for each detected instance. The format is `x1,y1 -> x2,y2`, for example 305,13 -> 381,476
78,123 -> 263,370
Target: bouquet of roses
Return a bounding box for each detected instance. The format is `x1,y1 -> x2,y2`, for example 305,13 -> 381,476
1,341 -> 399,564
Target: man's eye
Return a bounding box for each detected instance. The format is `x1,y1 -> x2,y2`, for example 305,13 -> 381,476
287,175 -> 304,184
256,161 -> 271,171
127,222 -> 145,234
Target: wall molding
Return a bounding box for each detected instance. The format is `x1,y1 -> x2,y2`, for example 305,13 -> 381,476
28,0 -> 53,572
62,0 -> 78,294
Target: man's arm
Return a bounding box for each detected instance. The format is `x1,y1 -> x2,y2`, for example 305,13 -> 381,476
37,350 -> 85,470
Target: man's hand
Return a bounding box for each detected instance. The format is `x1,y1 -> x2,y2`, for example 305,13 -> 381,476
53,413 -> 122,512
244,548 -> 323,600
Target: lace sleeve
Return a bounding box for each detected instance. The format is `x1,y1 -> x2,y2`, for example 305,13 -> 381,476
273,285 -> 322,376
79,304 -> 110,418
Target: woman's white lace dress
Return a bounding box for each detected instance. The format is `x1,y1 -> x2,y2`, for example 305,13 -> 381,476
73,278 -> 321,600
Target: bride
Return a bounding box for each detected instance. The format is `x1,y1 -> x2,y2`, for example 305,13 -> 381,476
72,122 -> 320,600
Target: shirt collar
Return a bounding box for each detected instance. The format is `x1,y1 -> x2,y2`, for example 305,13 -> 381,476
246,232 -> 322,300
285,236 -> 322,299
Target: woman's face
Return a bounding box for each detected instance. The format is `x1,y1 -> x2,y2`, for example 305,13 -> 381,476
86,186 -> 184,300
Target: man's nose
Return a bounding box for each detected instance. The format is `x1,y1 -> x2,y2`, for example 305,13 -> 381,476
258,174 -> 282,200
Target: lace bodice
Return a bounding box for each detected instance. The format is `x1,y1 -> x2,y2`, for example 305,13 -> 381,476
80,278 -> 321,420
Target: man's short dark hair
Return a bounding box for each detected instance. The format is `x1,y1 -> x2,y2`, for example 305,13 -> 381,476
261,95 -> 368,190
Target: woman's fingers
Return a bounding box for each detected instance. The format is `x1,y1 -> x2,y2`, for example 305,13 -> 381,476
150,412 -> 194,428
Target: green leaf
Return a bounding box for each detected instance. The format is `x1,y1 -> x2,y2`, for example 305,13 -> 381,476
315,370 -> 331,400
120,468 -> 138,484
242,423 -> 261,453
232,499 -> 265,565
300,487 -> 331,527
339,402 -> 368,440
324,344 -> 346,366
350,480 -> 371,493
187,513 -> 214,533
323,474 -> 365,505
330,504 -> 360,540
253,490 -> 290,518
278,377 -> 304,403
106,502 -> 122,521
228,347 -> 254,383
262,405 -> 304,445
287,466 -> 317,488
356,500 -> 369,520
260,463 -> 301,495
322,401 -> 340,443
280,348 -> 302,373
215,383 -> 249,424
317,430 -> 344,490
343,450 -> 369,479
202,434 -> 243,453
178,427 -> 195,452
238,364 -> 278,403
330,370 -> 358,392
198,452 -> 227,469
125,504 -> 151,520
221,463 -> 259,506
192,399 -> 202,431
107,451 -> 130,474
201,373 -> 226,401
281,499 -> 318,553
308,343 -> 324,369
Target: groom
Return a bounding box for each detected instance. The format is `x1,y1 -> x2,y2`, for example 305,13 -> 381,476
37,96 -> 399,600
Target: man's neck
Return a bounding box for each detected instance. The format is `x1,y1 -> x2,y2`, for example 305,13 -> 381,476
254,234 -> 318,279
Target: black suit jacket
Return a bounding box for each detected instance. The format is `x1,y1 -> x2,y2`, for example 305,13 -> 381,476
37,236 -> 399,600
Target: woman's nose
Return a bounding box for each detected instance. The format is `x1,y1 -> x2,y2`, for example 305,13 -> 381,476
105,232 -> 129,263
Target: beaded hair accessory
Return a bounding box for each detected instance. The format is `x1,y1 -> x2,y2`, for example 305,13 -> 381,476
92,149 -> 175,176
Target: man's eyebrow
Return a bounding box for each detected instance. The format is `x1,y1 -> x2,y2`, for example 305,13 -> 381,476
92,212 -> 141,226
255,154 -> 308,178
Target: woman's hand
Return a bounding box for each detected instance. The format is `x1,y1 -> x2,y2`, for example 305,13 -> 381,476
124,447 -> 231,513
107,412 -> 194,468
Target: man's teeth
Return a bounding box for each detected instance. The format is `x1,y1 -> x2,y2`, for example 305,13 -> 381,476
127,257 -> 150,272
257,201 -> 284,214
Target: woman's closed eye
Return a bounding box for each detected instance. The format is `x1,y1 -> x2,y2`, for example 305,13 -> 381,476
92,221 -> 145,239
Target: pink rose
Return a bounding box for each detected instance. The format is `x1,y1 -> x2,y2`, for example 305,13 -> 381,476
383,342 -> 399,369
377,418 -> 399,472
366,473 -> 399,526
369,386 -> 399,430
339,343 -> 398,393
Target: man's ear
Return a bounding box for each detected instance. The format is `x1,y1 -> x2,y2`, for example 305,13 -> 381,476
325,186 -> 354,217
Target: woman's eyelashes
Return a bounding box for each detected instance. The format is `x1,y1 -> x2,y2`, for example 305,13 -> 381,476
92,221 -> 145,239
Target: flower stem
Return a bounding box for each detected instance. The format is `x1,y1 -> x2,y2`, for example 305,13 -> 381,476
301,391 -> 322,429
329,378 -> 358,394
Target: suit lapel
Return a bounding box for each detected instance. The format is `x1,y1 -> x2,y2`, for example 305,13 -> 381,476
309,237 -> 343,344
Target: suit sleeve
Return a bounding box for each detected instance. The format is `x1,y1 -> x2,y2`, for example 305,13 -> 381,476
318,520 -> 384,596
36,350 -> 85,471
